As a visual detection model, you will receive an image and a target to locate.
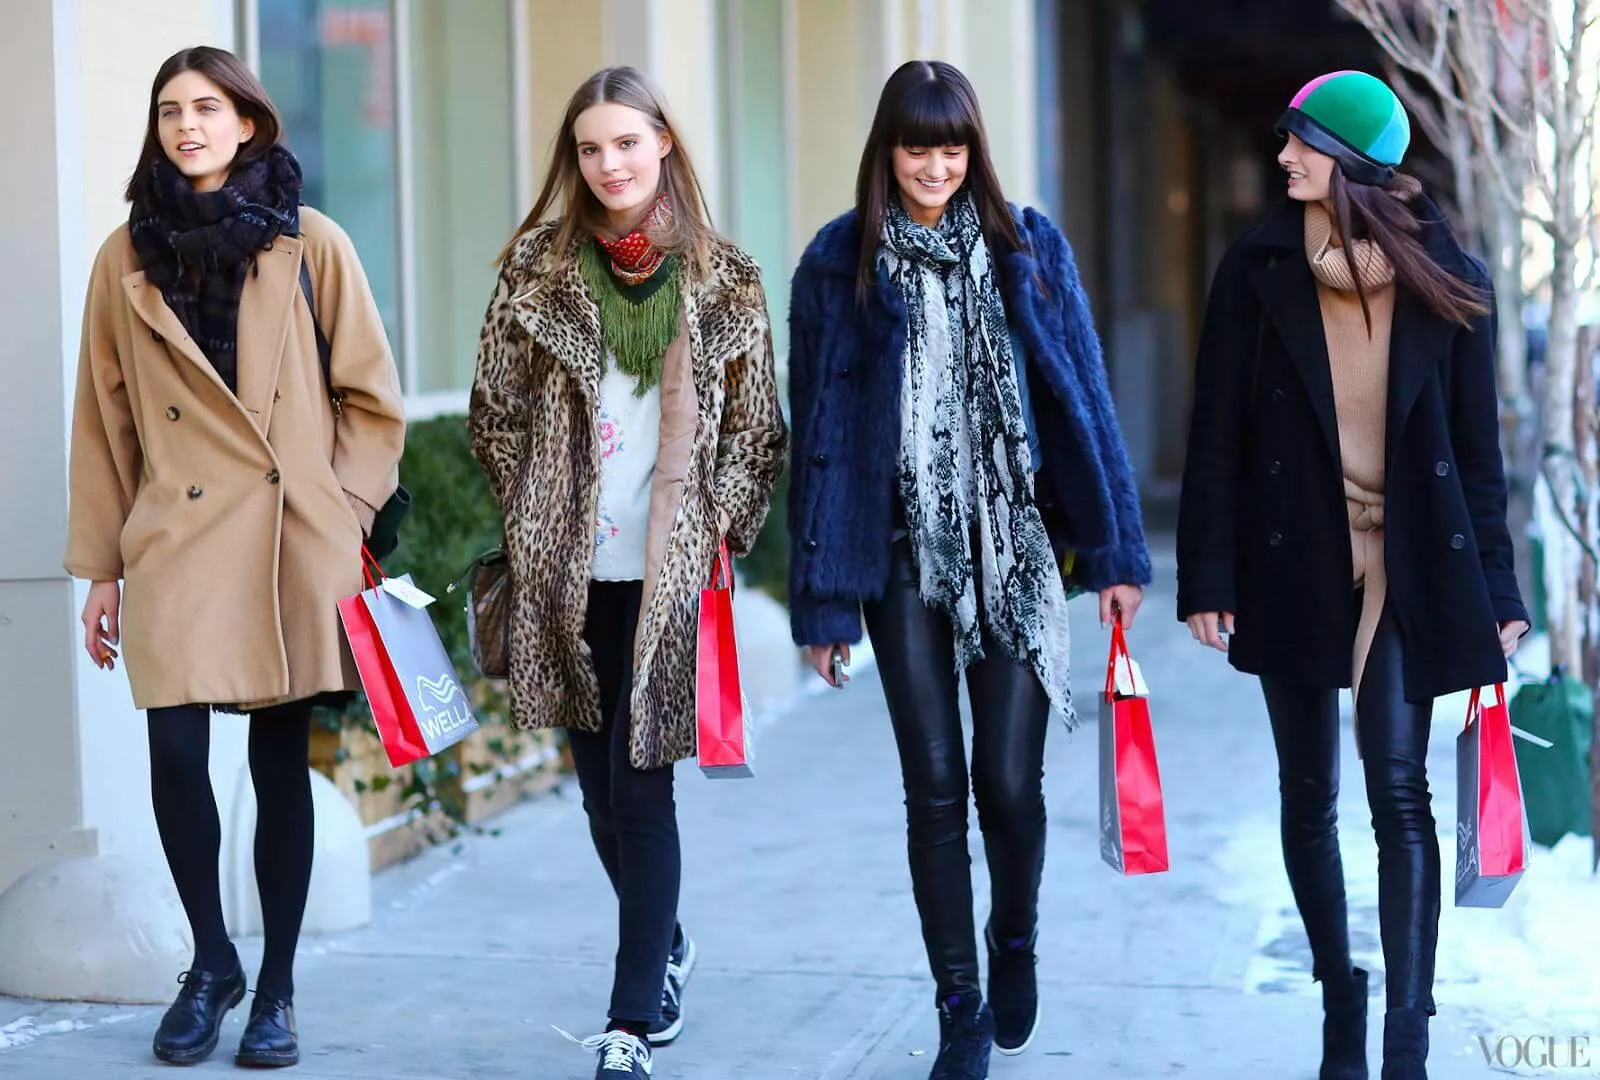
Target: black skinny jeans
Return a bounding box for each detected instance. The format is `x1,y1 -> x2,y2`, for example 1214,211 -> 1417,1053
1259,600 -> 1439,1015
863,538 -> 1052,1002
566,579 -> 681,1026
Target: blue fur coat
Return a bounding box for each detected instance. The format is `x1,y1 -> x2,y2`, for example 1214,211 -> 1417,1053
786,205 -> 1151,646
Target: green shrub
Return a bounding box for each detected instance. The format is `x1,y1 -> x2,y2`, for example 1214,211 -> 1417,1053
319,414 -> 509,834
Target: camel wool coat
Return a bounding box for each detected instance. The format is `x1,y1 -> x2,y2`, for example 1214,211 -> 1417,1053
468,223 -> 788,770
65,207 -> 406,712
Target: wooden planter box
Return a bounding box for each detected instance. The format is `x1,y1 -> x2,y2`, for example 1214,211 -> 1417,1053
309,707 -> 568,871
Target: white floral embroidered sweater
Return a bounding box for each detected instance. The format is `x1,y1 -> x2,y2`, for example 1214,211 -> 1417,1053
591,357 -> 662,582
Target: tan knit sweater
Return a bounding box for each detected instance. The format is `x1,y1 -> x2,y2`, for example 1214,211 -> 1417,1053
1305,202 -> 1396,720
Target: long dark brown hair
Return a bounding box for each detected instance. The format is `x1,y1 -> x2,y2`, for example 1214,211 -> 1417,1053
853,60 -> 1026,305
1328,169 -> 1490,331
497,66 -> 715,270
125,46 -> 284,205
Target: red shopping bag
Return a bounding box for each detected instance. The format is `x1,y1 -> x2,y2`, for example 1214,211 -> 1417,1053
337,548 -> 479,769
1099,621 -> 1169,875
696,542 -> 752,778
1455,684 -> 1529,907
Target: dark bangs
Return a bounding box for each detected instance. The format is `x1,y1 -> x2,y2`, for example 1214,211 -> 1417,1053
852,60 -> 1027,304
889,78 -> 980,149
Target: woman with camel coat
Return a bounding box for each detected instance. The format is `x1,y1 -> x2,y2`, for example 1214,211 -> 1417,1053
64,45 -> 405,1070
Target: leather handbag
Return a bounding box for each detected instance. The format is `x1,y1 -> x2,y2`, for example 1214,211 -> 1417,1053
447,547 -> 510,680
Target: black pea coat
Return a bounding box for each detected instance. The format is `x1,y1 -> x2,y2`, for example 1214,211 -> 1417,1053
1176,196 -> 1529,702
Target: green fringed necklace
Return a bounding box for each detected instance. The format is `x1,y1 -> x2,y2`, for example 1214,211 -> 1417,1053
578,238 -> 682,397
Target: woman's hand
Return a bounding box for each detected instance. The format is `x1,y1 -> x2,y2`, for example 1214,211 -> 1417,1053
82,581 -> 121,670
1100,584 -> 1144,630
1186,611 -> 1235,652
1499,620 -> 1530,658
809,643 -> 851,688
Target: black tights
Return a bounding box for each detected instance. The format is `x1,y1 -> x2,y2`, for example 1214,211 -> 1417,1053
864,538 -> 1052,1002
1260,602 -> 1440,1014
146,702 -> 314,1002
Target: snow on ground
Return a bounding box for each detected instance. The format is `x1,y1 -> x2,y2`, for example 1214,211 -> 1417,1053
1216,632 -> 1599,1041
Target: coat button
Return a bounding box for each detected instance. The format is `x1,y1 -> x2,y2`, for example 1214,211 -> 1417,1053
266,469 -> 281,484
811,454 -> 829,467
151,329 -> 163,343
1271,386 -> 1285,402
804,539 -> 819,552
166,406 -> 181,421
187,485 -> 203,500
1435,460 -> 1450,477
1268,531 -> 1284,547
1268,459 -> 1282,475
838,367 -> 852,379
1450,533 -> 1465,550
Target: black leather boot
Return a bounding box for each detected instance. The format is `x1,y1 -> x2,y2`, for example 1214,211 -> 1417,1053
236,996 -> 299,1068
1320,967 -> 1369,1079
151,962 -> 247,1065
1380,1007 -> 1429,1080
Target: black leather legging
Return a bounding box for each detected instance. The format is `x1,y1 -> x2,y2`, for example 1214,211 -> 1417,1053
1259,600 -> 1439,1014
864,538 -> 1051,1002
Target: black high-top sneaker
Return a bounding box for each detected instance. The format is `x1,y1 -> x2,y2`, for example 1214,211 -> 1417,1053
985,925 -> 1040,1056
929,993 -> 994,1080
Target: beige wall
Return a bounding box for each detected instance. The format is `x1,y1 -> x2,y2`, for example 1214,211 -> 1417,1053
0,0 -> 236,895
787,0 -> 1040,247
521,0 -> 725,225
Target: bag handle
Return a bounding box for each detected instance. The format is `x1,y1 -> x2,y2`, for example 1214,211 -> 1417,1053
1464,683 -> 1508,733
708,540 -> 733,591
360,544 -> 387,590
445,546 -> 506,595
299,255 -> 346,418
1104,616 -> 1137,697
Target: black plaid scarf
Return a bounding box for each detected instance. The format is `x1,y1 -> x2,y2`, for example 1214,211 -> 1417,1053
129,144 -> 304,392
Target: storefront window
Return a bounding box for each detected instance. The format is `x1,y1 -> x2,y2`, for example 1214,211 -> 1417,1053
259,0 -> 402,354
254,0 -> 516,396
407,0 -> 518,393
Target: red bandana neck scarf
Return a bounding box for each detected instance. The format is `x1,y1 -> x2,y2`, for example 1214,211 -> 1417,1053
594,194 -> 673,286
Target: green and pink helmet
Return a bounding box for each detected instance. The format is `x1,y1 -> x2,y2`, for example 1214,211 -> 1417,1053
1276,70 -> 1410,186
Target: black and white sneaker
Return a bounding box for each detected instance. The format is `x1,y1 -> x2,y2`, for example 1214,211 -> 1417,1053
648,929 -> 694,1045
669,926 -> 697,984
560,1029 -> 653,1078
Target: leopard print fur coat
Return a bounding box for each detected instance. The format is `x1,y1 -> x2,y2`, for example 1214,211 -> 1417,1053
468,222 -> 787,770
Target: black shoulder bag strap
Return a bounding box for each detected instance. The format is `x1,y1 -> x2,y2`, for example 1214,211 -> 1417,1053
298,257 -> 345,418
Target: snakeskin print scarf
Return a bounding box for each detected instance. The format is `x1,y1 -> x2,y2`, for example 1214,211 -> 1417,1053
879,189 -> 1074,721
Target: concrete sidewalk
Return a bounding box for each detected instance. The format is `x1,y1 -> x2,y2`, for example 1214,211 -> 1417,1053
0,542 -> 1570,1078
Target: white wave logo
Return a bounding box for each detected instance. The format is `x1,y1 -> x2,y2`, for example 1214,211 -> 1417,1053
416,672 -> 473,743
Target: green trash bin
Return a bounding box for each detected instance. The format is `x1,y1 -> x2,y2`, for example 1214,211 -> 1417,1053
1510,668 -> 1594,848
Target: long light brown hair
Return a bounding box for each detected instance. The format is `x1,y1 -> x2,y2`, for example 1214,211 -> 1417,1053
497,66 -> 714,270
